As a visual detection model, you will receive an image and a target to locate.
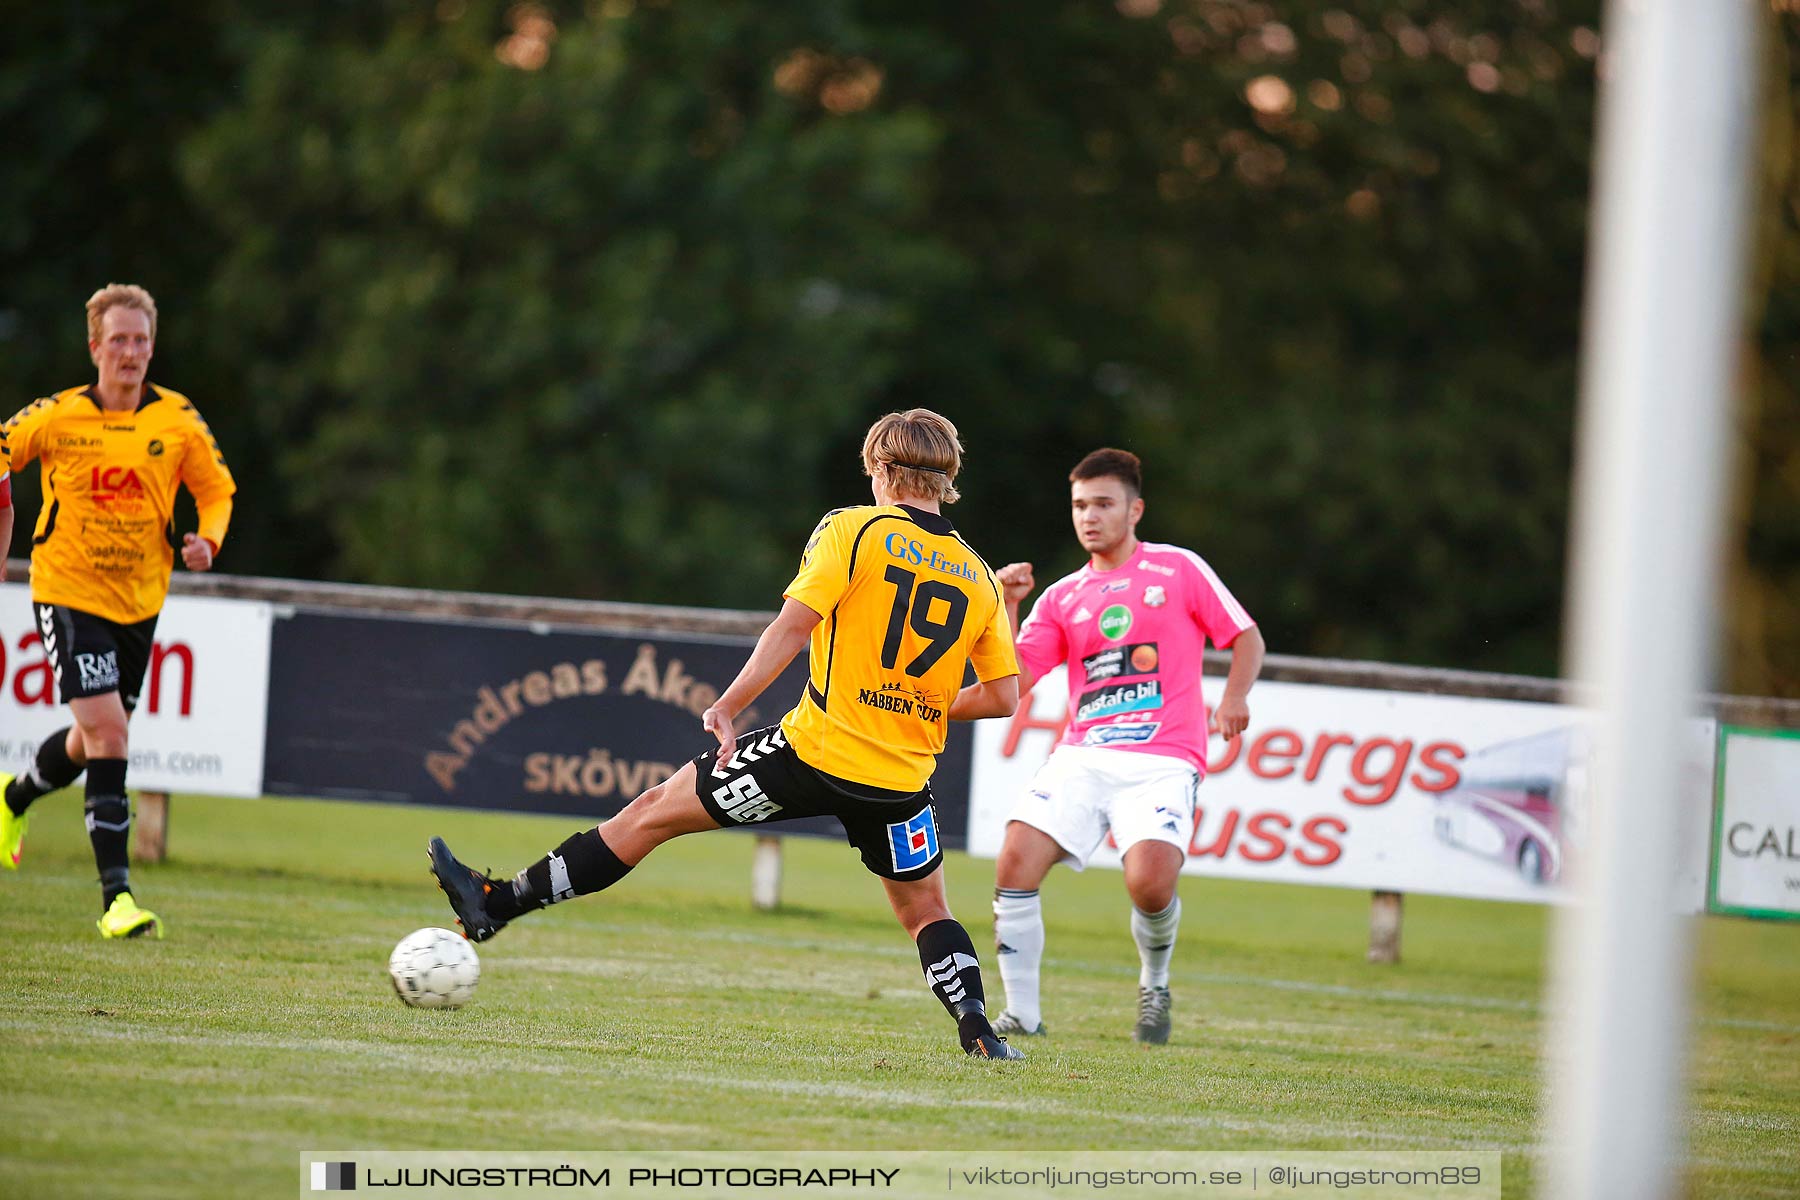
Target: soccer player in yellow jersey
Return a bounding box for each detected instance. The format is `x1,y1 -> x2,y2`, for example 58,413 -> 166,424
0,284 -> 236,939
430,410 -> 1029,1058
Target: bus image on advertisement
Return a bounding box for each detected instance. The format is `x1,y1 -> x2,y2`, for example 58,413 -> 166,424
1432,725 -> 1591,885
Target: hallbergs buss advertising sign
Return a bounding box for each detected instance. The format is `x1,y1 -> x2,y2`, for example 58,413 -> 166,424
968,670 -> 1716,910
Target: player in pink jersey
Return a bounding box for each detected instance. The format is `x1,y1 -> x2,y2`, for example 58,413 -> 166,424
965,448 -> 1264,1044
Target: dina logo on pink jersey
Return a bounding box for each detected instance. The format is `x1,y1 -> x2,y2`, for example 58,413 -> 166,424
1097,604 -> 1133,640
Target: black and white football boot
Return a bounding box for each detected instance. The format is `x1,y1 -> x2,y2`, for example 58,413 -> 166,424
428,836 -> 508,943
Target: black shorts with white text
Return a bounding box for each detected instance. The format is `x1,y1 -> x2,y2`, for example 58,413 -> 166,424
692,724 -> 945,882
35,603 -> 159,709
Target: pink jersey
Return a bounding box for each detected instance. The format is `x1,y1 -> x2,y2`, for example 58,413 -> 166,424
1014,541 -> 1255,772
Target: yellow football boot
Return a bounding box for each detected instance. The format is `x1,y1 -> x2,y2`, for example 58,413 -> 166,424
0,774 -> 26,870
97,892 -> 163,939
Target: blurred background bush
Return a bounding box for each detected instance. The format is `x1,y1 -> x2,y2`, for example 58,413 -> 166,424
3,0 -> 1795,690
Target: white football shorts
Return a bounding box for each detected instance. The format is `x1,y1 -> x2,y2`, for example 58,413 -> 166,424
1007,744 -> 1200,870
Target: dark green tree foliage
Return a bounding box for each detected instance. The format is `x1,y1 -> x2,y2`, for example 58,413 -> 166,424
1734,14 -> 1800,697
3,1 -> 1795,686
0,2 -> 243,552
855,0 -> 1598,672
181,0 -> 964,599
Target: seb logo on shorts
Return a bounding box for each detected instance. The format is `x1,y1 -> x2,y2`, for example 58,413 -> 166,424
90,466 -> 148,502
712,777 -> 782,823
1075,679 -> 1163,722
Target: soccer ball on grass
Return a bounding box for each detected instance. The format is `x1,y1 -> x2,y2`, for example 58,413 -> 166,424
389,927 -> 480,1009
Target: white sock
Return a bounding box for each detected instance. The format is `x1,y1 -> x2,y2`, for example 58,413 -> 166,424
1132,897 -> 1181,988
992,888 -> 1045,1030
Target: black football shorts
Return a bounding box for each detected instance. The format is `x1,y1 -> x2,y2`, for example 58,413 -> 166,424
691,723 -> 945,882
34,602 -> 159,710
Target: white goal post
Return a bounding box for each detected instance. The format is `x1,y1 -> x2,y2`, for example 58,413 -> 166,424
1547,3 -> 1761,1199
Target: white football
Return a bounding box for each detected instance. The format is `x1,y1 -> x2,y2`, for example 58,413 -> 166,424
389,927 -> 480,1009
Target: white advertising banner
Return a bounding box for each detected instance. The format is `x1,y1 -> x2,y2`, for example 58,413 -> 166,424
1711,728 -> 1800,919
969,670 -> 1715,910
0,584 -> 272,796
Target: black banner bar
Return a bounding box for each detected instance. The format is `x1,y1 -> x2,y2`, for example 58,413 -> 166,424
263,610 -> 971,848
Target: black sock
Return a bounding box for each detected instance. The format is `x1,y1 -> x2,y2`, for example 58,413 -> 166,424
84,758 -> 131,910
495,827 -> 632,921
6,727 -> 82,815
916,918 -> 995,1049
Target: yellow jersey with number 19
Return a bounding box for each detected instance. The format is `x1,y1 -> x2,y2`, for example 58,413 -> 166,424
780,503 -> 1017,793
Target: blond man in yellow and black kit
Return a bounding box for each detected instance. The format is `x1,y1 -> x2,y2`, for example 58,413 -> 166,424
430,409 -> 1030,1058
0,284 -> 235,939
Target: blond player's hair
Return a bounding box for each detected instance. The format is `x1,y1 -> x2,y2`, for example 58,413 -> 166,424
86,283 -> 158,344
861,409 -> 963,504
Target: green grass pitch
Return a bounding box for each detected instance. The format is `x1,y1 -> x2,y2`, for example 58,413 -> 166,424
1,793 -> 1794,1198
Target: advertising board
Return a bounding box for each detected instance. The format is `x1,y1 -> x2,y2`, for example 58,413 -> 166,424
0,583 -> 272,797
969,670 -> 1715,908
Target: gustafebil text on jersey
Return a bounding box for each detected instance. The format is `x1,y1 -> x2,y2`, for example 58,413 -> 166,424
3,385 -> 235,624
781,503 -> 1018,793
